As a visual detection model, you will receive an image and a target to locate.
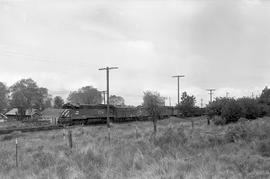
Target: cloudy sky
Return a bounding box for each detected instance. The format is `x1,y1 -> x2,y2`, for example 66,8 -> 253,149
0,0 -> 270,106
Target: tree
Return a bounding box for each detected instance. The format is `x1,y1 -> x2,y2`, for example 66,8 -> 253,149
142,91 -> 165,134
53,96 -> 64,108
237,97 -> 259,119
221,98 -> 241,123
109,95 -> 125,106
0,82 -> 8,113
67,86 -> 102,105
206,97 -> 230,117
177,92 -> 196,117
259,86 -> 270,105
9,78 -> 51,119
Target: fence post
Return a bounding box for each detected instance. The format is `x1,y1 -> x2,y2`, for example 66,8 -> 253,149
108,128 -> 111,144
191,120 -> 194,129
15,138 -> 18,168
68,130 -> 73,149
135,126 -> 138,139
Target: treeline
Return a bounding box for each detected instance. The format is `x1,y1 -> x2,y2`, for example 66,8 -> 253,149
206,87 -> 270,125
0,78 -> 126,118
172,87 -> 270,125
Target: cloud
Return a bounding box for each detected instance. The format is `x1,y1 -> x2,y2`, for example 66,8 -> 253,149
0,0 -> 270,105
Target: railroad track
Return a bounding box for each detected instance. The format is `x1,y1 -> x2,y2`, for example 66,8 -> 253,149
0,125 -> 64,135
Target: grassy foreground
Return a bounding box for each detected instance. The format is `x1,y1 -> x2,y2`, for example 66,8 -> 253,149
0,117 -> 270,179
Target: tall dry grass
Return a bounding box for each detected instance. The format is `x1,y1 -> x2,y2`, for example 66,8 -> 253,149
0,117 -> 269,178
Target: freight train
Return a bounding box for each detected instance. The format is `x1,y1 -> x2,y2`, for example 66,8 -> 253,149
58,103 -> 178,125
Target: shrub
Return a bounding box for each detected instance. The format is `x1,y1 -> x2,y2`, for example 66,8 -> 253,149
258,104 -> 270,117
212,115 -> 226,125
221,99 -> 241,123
237,97 -> 259,119
257,139 -> 270,157
224,123 -> 250,142
1,131 -> 24,141
73,149 -> 104,178
32,151 -> 55,174
154,127 -> 187,151
206,97 -> 230,118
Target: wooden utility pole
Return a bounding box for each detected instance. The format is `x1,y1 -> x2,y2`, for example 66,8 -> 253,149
206,89 -> 215,103
172,75 -> 185,105
200,98 -> 203,108
99,67 -> 118,128
226,92 -> 229,98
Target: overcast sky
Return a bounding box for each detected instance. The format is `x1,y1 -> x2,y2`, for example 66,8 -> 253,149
0,0 -> 270,106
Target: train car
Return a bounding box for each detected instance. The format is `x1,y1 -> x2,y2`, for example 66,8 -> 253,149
114,106 -> 139,122
58,102 -> 178,126
58,103 -> 115,125
135,106 -> 151,121
160,106 -> 175,119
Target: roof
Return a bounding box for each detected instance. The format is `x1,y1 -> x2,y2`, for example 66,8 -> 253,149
5,108 -> 40,116
41,108 -> 64,117
5,108 -> 18,116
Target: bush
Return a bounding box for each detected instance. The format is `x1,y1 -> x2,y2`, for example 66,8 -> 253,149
154,127 -> 187,150
221,99 -> 241,123
224,123 -> 250,142
212,116 -> 226,125
73,149 -> 104,178
257,139 -> 270,157
258,104 -> 270,117
237,97 -> 259,119
206,98 -> 230,118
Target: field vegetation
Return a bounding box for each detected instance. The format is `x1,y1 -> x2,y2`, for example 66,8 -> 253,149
0,116 -> 270,179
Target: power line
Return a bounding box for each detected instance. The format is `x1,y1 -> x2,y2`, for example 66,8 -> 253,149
172,75 -> 184,105
0,49 -> 95,69
99,67 -> 118,128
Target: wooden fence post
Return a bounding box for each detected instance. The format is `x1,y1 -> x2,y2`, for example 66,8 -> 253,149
15,138 -> 18,168
135,126 -> 138,139
108,128 -> 111,144
68,130 -> 73,149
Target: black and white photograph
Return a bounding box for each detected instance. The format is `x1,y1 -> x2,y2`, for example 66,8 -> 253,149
0,0 -> 270,178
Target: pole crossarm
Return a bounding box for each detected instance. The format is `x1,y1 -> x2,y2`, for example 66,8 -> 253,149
99,67 -> 119,71
172,75 -> 185,78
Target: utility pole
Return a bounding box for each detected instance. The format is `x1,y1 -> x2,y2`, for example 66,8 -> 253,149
99,67 -> 118,128
206,89 -> 215,103
169,97 -> 171,107
172,75 -> 185,105
200,98 -> 203,108
226,92 -> 229,98
100,91 -> 106,104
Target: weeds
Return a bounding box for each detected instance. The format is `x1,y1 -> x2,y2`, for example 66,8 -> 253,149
0,117 -> 269,178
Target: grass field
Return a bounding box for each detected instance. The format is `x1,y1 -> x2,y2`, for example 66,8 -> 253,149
0,116 -> 270,179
